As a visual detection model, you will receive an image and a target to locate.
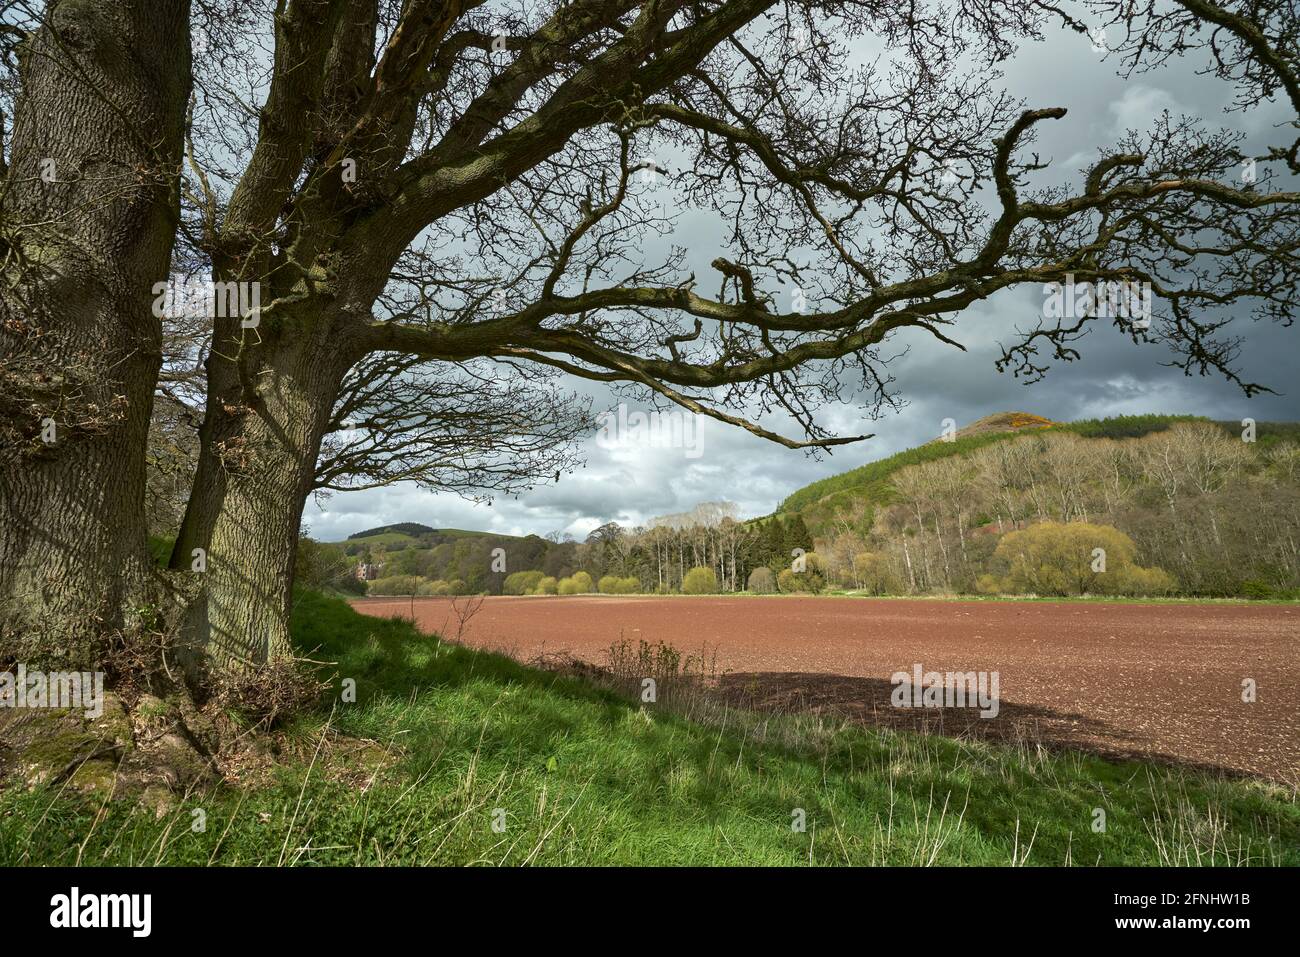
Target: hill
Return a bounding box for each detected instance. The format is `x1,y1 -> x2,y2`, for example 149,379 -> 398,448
771,412 -> 1300,599
341,524 -> 535,547
346,522 -> 438,540
321,523 -> 571,596
779,413 -> 1300,534
949,410 -> 1056,439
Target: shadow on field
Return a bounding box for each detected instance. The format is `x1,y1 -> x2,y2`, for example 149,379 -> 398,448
344,598 -> 1267,782
714,671 -> 1248,779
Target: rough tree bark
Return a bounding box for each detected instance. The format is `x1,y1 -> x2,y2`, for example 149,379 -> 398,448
0,0 -> 191,664
171,303 -> 355,670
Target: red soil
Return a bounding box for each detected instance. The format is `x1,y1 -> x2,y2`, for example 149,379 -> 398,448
351,595 -> 1300,781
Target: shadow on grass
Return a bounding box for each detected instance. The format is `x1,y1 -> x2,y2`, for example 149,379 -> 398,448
294,589 -> 630,710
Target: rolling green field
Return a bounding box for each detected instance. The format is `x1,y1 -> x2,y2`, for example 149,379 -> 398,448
2,592 -> 1295,866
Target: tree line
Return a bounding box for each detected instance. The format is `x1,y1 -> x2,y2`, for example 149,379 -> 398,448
340,503 -> 817,596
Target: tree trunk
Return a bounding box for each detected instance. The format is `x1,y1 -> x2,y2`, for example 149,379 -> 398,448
171,314 -> 352,671
0,1 -> 191,664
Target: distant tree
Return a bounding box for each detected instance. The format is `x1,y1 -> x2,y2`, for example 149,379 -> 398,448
778,553 -> 826,593
763,518 -> 787,570
504,570 -> 545,595
587,522 -> 624,545
584,521 -> 626,579
558,571 -> 595,595
852,552 -> 901,595
785,515 -> 814,555
980,522 -> 1174,597
746,567 -> 776,594
682,566 -> 718,594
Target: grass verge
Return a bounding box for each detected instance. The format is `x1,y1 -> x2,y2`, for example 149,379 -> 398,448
1,591 -> 1295,865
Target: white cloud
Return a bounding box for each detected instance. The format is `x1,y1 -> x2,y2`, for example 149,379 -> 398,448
1107,85 -> 1182,135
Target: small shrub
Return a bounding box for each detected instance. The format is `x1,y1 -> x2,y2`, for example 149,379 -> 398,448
746,567 -> 776,594
601,637 -> 718,708
536,576 -> 559,595
504,570 -> 545,595
777,553 -> 826,593
1240,580 -> 1275,600
1119,565 -> 1177,596
367,575 -> 423,596
682,566 -> 718,594
599,575 -> 640,594
558,571 -> 594,595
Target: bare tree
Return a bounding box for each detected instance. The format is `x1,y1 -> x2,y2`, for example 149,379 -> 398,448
315,353 -> 590,495
3,0 -> 1297,673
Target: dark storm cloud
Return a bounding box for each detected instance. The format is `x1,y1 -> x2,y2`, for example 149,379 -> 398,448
304,22 -> 1299,541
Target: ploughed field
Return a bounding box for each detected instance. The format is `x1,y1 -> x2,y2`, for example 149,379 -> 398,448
351,595 -> 1300,781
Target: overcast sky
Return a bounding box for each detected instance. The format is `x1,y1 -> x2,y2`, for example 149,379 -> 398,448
303,19 -> 1299,543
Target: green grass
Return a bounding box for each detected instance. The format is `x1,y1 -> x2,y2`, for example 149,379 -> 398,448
2,592 -> 1296,866
147,535 -> 175,566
